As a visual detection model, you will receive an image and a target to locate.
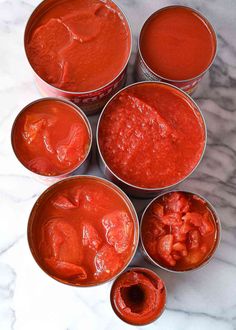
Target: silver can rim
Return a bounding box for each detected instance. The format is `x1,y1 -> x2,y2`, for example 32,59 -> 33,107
96,81 -> 207,193
27,174 -> 140,287
137,5 -> 218,83
140,189 -> 222,273
11,97 -> 93,178
24,0 -> 133,95
110,266 -> 167,326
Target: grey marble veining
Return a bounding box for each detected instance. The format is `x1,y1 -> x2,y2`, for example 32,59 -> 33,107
0,0 -> 235,329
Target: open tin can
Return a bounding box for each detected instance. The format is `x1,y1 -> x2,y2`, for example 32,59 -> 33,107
96,81 -> 207,198
135,5 -> 217,94
24,0 -> 132,115
140,190 -> 221,273
11,97 -> 92,185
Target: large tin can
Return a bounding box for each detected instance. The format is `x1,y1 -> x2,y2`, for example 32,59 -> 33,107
24,0 -> 132,115
135,5 -> 217,94
140,190 -> 221,273
96,81 -> 207,198
11,98 -> 92,185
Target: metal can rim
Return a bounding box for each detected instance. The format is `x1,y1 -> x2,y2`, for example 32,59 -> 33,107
27,174 -> 140,287
11,97 -> 93,178
137,5 -> 218,83
24,0 -> 133,96
140,189 -> 222,273
96,81 -> 207,193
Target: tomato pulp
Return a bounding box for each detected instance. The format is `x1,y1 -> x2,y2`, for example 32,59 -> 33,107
12,99 -> 91,176
28,177 -> 137,286
98,82 -> 206,189
141,192 -> 219,271
111,268 -> 166,325
140,6 -> 216,81
25,0 -> 131,92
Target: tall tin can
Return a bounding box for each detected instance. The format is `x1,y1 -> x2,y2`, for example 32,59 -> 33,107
135,6 -> 217,94
11,98 -> 93,185
24,0 -> 132,115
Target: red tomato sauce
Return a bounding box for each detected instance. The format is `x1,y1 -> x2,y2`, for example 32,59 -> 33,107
111,268 -> 166,325
140,6 -> 216,80
26,0 -> 131,92
141,192 -> 219,271
98,83 -> 206,189
12,99 -> 91,176
28,177 -> 137,286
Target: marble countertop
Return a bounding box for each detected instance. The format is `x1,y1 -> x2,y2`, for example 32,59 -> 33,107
0,0 -> 236,329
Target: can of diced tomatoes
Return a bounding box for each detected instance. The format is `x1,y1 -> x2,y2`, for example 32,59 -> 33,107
11,98 -> 92,185
135,5 -> 217,94
24,0 -> 132,115
140,190 -> 221,273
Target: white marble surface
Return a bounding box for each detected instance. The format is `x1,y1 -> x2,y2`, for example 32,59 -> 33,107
0,0 -> 236,329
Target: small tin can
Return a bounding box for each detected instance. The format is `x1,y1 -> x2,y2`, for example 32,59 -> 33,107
27,175 -> 139,287
96,81 -> 207,199
11,98 -> 92,185
24,0 -> 132,115
135,5 -> 217,94
140,190 -> 221,273
110,267 -> 166,326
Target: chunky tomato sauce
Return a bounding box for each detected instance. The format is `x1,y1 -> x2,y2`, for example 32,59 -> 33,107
28,177 -> 137,286
12,99 -> 90,176
140,6 -> 216,80
26,0 -> 131,92
98,83 -> 205,189
142,192 -> 218,271
111,268 -> 166,325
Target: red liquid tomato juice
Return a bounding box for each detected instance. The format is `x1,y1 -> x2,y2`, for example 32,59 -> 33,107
12,99 -> 91,178
141,191 -> 220,271
27,176 -> 139,286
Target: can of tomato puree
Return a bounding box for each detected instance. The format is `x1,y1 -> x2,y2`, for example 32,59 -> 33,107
135,6 -> 217,94
11,98 -> 92,185
96,81 -> 207,198
140,190 -> 221,272
24,0 -> 132,115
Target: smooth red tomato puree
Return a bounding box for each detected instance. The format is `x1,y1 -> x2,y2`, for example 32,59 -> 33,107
142,192 -> 218,271
98,83 -> 205,188
26,0 -> 131,92
140,6 -> 216,80
28,177 -> 136,285
111,268 -> 166,325
12,99 -> 90,176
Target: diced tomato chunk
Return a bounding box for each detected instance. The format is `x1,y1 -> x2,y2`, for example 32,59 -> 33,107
164,192 -> 190,213
102,211 -> 133,253
94,245 -> 120,280
52,194 -> 78,209
187,229 -> 201,249
152,203 -> 164,218
144,217 -> 166,238
172,242 -> 188,257
157,234 -> 173,256
45,258 -> 87,279
183,212 -> 203,227
161,212 -> 182,226
82,223 -> 102,251
199,213 -> 215,236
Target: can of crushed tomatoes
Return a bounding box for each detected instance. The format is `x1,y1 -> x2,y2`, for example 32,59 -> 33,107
11,98 -> 92,185
140,190 -> 221,273
135,6 -> 217,94
96,81 -> 207,198
24,0 -> 132,115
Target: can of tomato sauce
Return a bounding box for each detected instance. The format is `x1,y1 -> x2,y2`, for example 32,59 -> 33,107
110,267 -> 166,325
27,175 -> 139,287
97,81 -> 207,198
135,6 -> 217,94
24,0 -> 132,115
140,190 -> 221,272
11,98 -> 92,185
